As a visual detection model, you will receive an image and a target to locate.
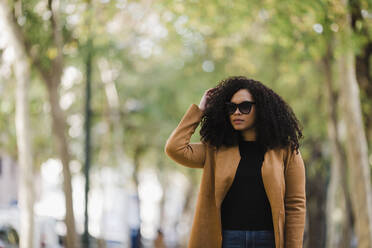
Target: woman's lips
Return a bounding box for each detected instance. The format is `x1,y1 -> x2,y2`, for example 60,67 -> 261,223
233,120 -> 244,124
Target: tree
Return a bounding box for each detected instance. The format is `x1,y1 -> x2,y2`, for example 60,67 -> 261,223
1,0 -> 79,246
0,1 -> 35,247
337,0 -> 372,246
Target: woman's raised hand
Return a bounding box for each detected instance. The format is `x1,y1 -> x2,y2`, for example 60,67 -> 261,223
199,88 -> 217,112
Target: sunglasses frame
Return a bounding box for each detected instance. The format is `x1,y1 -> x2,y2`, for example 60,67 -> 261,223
225,101 -> 256,115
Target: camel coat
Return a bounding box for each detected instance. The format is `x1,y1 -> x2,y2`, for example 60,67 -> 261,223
164,104 -> 306,248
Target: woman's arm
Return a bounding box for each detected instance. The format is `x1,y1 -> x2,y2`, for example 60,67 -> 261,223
284,148 -> 306,247
164,104 -> 206,168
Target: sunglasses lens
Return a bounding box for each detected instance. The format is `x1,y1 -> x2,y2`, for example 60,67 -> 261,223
226,103 -> 237,115
239,102 -> 252,114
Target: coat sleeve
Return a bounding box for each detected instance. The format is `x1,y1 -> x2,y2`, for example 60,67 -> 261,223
284,148 -> 306,248
164,103 -> 206,168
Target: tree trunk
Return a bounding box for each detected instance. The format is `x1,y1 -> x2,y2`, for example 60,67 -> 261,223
39,0 -> 79,246
98,59 -> 127,170
15,54 -> 35,248
338,2 -> 372,245
322,42 -> 353,248
2,0 -> 82,247
349,0 -> 372,142
0,2 -> 35,247
323,52 -> 342,247
45,79 -> 79,248
338,49 -> 372,248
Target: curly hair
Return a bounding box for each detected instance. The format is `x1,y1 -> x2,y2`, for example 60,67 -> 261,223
199,76 -> 303,154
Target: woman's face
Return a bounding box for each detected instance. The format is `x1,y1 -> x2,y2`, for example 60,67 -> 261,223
228,89 -> 256,131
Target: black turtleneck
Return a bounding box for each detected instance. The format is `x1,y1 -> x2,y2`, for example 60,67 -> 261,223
220,138 -> 274,230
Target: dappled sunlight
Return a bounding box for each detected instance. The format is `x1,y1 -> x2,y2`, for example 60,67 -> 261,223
0,0 -> 371,247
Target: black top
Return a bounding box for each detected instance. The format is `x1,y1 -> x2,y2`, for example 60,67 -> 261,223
220,138 -> 274,230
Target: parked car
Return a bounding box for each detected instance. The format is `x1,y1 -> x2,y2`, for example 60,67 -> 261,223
0,224 -> 18,248
0,206 -> 61,248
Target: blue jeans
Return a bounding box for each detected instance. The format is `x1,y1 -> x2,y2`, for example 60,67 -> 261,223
222,229 -> 275,248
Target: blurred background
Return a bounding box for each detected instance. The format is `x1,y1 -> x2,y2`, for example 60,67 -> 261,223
0,0 -> 371,247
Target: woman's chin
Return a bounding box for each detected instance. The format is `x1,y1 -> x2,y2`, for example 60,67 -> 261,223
233,125 -> 246,131
232,124 -> 254,131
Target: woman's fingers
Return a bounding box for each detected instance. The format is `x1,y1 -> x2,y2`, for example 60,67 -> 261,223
206,88 -> 215,94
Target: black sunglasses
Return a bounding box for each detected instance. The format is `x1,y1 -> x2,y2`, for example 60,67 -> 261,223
225,101 -> 256,115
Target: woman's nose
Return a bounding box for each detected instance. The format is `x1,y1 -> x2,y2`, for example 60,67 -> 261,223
233,108 -> 242,114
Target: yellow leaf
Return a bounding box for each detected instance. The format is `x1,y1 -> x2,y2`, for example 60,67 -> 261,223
47,47 -> 58,59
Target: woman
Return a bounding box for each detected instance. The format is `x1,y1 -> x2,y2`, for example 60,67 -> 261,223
164,76 -> 306,248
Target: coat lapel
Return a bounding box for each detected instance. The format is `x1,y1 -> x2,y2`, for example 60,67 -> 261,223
214,145 -> 241,209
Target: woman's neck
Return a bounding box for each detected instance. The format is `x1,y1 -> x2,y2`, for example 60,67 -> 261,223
241,130 -> 256,141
